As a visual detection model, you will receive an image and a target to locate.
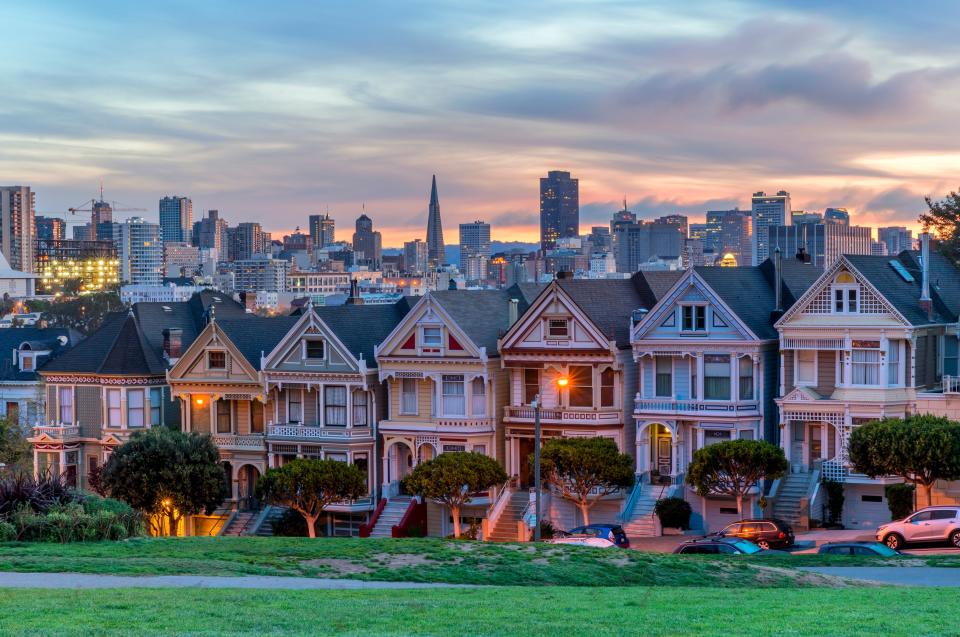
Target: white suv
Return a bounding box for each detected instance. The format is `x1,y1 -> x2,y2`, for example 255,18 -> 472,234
876,506 -> 960,550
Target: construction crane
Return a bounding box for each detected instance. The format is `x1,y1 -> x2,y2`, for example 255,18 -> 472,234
68,182 -> 147,218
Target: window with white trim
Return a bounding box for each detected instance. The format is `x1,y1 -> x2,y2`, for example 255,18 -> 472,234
703,355 -> 731,400
887,340 -> 901,386
400,378 -> 418,415
547,319 -> 569,339
208,351 -> 226,369
681,305 -> 707,332
128,390 -> 146,428
600,368 -> 615,407
324,386 -> 347,426
288,390 -> 302,423
352,390 -> 368,427
305,339 -> 325,360
796,350 -> 816,386
655,357 -> 672,398
422,327 -> 442,347
851,341 -> 881,386
738,357 -> 754,400
471,378 -> 486,416
106,389 -> 121,427
58,387 -> 73,424
215,399 -> 231,433
568,365 -> 593,407
523,369 -> 540,404
441,375 -> 465,416
150,388 -> 162,426
832,272 -> 859,313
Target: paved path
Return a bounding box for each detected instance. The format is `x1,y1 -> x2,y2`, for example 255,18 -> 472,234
0,572 -> 470,590
801,567 -> 960,587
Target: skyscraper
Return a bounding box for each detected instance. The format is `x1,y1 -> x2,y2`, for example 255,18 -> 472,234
459,220 -> 491,281
92,199 -> 112,227
228,222 -> 269,261
706,209 -> 752,266
878,227 -> 913,255
768,221 -> 871,268
426,175 -> 445,267
0,186 -> 36,273
159,196 -> 193,244
751,190 -> 791,265
192,209 -> 228,255
35,216 -> 66,242
116,217 -> 163,285
403,239 -> 429,275
352,213 -> 382,268
309,213 -> 336,248
824,208 -> 850,226
539,170 -> 579,251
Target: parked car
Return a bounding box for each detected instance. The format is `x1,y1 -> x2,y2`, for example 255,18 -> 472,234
673,537 -> 784,555
546,535 -> 616,548
710,518 -> 795,549
876,506 -> 960,550
565,524 -> 630,548
817,541 -> 900,557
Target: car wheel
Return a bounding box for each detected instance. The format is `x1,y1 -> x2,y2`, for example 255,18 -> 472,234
884,533 -> 904,550
757,540 -> 771,550
950,530 -> 960,548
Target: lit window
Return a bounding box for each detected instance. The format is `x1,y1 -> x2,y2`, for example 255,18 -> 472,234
568,365 -> 593,407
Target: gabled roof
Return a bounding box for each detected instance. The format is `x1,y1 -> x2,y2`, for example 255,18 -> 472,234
312,298 -> 416,368
427,285 -> 543,353
40,311 -> 166,376
0,327 -> 78,381
216,316 -> 300,371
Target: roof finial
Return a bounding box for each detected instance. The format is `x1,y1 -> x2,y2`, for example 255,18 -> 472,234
209,303 -> 216,323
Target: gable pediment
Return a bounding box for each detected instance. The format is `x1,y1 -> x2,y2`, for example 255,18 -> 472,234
168,323 -> 259,384
501,284 -> 610,351
375,295 -> 483,360
633,276 -> 754,342
263,310 -> 360,374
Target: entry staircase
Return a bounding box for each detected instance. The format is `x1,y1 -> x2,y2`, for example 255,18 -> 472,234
487,491 -> 531,542
620,481 -> 669,537
367,496 -> 413,538
772,472 -> 812,528
254,506 -> 288,537
220,511 -> 257,537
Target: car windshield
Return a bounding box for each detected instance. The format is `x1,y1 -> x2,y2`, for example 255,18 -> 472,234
731,539 -> 762,554
867,543 -> 899,557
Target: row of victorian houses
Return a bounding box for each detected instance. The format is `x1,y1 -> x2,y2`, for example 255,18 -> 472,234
14,238 -> 960,537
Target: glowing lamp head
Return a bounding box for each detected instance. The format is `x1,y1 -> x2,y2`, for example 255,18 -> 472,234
194,397 -> 205,406
556,376 -> 569,388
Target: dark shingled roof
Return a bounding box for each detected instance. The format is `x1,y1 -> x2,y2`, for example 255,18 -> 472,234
216,316 -> 300,371
313,298 -> 415,368
556,277 -> 669,348
429,285 -> 543,354
40,311 -> 167,375
0,328 -> 78,382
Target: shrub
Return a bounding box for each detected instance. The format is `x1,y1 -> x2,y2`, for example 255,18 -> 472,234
7,501 -> 143,543
0,473 -> 74,519
822,480 -> 845,526
654,497 -> 692,529
885,483 -> 916,520
0,520 -> 14,541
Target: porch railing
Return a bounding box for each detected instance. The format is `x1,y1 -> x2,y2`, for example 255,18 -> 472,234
211,434 -> 266,450
266,424 -> 370,439
32,424 -> 80,439
944,375 -> 960,394
504,406 -> 621,424
634,397 -> 759,415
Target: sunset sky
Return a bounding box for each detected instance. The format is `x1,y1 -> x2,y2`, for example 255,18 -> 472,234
4,1 -> 960,246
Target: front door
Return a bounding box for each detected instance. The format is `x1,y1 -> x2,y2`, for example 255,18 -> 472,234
791,422 -> 805,471
808,424 -> 822,467
518,438 -> 535,488
656,435 -> 672,476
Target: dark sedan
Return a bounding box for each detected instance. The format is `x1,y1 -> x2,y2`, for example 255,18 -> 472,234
817,542 -> 901,557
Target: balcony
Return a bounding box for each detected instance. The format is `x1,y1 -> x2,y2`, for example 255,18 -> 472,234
379,417 -> 495,434
944,376 -> 960,394
503,406 -> 622,425
30,424 -> 81,440
210,434 -> 267,451
633,397 -> 759,417
266,424 -> 372,440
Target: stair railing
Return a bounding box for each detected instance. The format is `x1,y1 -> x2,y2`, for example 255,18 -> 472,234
618,473 -> 646,523
215,510 -> 238,537
244,506 -> 273,536
391,497 -> 427,538
359,498 -> 388,538
484,486 -> 514,540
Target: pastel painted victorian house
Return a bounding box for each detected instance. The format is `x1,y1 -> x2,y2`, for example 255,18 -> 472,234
775,244 -> 960,528
630,259 -> 818,532
497,274 -> 679,531
373,287 -> 540,537
0,327 -> 79,429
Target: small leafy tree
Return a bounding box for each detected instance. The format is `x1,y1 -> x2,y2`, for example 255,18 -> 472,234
403,452 -> 507,538
686,439 -> 788,515
822,479 -> 845,526
920,189 -> 960,265
535,438 -> 635,526
885,483 -> 916,521
257,459 -> 367,539
101,428 -> 227,536
848,415 -> 960,507
0,417 -> 31,476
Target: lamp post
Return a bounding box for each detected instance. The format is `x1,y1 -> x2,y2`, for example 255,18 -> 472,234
533,374 -> 569,542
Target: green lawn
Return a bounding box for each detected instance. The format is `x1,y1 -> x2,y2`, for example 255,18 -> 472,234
0,536 -> 886,587
0,586 -> 953,636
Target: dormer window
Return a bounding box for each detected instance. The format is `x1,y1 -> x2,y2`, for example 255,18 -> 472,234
681,305 -> 707,332
20,354 -> 33,371
547,319 -> 569,339
832,272 -> 859,313
305,339 -> 325,360
422,327 -> 442,348
208,351 -> 226,369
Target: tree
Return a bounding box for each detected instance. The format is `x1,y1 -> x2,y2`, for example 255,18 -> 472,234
848,415 -> 960,508
920,189 -> 960,265
686,439 -> 788,515
257,459 -> 367,539
403,452 -> 507,538
100,427 -> 227,536
535,438 -> 635,526
0,417 -> 30,476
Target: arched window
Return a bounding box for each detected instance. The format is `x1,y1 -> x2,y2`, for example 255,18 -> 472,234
832,272 -> 858,313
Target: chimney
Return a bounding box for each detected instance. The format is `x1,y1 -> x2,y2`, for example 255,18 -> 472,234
920,232 -> 932,319
508,298 -> 519,327
346,278 -> 364,305
163,328 -> 183,361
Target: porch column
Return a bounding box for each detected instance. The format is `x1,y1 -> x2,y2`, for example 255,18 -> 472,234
637,424 -> 649,474
672,427 -> 682,476
381,448 -> 390,490
820,424 -> 828,462
32,447 -> 39,479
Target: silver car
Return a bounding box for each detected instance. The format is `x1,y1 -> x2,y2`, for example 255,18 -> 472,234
876,506 -> 960,550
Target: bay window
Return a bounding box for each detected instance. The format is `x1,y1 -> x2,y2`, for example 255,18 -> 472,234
128,390 -> 146,428
703,355 -> 731,400
106,389 -> 122,427
523,369 -> 540,404
324,386 -> 347,426
471,378 -> 486,416
352,390 -> 368,427
851,343 -> 881,385
442,375 -> 465,416
568,365 -> 593,407
655,357 -> 672,397
738,356 -> 754,400
796,350 -> 816,386
400,378 -> 418,415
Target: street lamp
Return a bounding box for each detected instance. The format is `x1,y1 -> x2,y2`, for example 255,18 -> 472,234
533,374 -> 569,542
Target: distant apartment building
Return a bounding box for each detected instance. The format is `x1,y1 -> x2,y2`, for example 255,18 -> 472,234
309,213 -> 336,248
768,222 -> 872,268
164,242 -> 201,278
192,210 -> 228,254
116,217 -> 164,286
540,170 -> 579,251
120,282 -> 207,304
459,220 -> 491,281
613,218 -> 683,273
751,190 -> 790,265
234,256 -> 289,292
403,239 -> 429,275
878,226 -> 913,255
352,214 -> 382,268
585,226 -> 612,253
228,222 -> 269,261
159,196 -> 193,244
287,271 -> 351,301
34,239 -> 119,294
35,216 -> 66,242
705,209 -> 751,266
282,229 -> 312,255
0,185 -> 36,273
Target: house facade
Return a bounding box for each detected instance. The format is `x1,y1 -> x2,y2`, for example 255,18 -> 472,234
0,327 -> 78,430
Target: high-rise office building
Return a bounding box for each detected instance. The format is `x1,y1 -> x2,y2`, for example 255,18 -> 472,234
751,190 -> 791,265
824,223 -> 871,267
0,186 -> 35,273
192,209 -> 228,254
233,256 -> 289,292
228,222 -> 269,261
309,213 -> 336,249
352,214 -> 382,268
824,208 -> 850,226
688,223 -> 708,242
164,242 -> 201,278
459,220 -> 491,280
35,216 -> 66,242
403,239 -> 429,275
768,222 -> 871,268
614,218 -> 683,272
426,175 -> 445,266
540,170 -> 579,251
116,217 -> 163,285
878,226 -> 913,255
658,215 -> 688,238
704,209 -> 751,265
791,210 -> 822,225
159,196 -> 193,244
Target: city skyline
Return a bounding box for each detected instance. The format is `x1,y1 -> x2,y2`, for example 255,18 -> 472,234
2,2 -> 957,246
